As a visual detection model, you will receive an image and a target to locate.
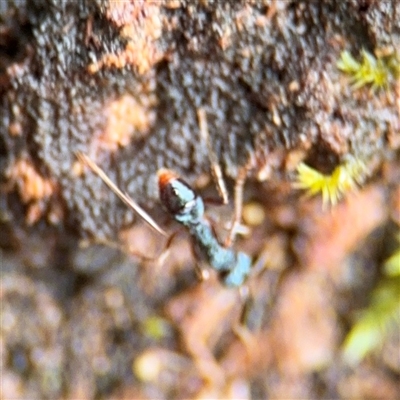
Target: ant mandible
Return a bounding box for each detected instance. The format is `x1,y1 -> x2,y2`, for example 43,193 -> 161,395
77,108 -> 253,287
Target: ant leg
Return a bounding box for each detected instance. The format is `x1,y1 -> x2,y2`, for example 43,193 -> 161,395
225,164 -> 249,247
197,109 -> 251,245
232,288 -> 256,346
80,229 -> 182,266
153,230 -> 181,265
232,311 -> 258,364
79,236 -> 154,259
197,108 -> 229,206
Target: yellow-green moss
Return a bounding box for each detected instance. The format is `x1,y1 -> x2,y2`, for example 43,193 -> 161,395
337,49 -> 399,91
294,157 -> 367,207
342,237 -> 400,365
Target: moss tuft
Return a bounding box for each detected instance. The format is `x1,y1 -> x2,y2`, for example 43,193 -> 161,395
294,157 -> 367,207
337,49 -> 399,91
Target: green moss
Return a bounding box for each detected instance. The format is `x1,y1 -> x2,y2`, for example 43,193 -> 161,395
337,49 -> 399,91
342,238 -> 400,365
294,157 -> 367,207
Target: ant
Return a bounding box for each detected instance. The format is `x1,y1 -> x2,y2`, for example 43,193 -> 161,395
77,109 -> 254,288
157,168 -> 251,287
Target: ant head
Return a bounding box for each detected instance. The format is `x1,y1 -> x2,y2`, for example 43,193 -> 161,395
158,169 -> 204,225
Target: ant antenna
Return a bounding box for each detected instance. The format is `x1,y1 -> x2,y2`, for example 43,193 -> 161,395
197,108 -> 229,205
76,152 -> 167,237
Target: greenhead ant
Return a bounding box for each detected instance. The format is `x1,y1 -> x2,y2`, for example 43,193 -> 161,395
77,110 -> 254,287
158,168 -> 252,287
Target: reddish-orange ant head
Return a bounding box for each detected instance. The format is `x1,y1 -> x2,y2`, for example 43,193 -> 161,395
157,169 -> 205,226
157,168 -> 179,190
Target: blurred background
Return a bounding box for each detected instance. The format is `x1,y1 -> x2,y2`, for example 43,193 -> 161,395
1,1 -> 399,399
